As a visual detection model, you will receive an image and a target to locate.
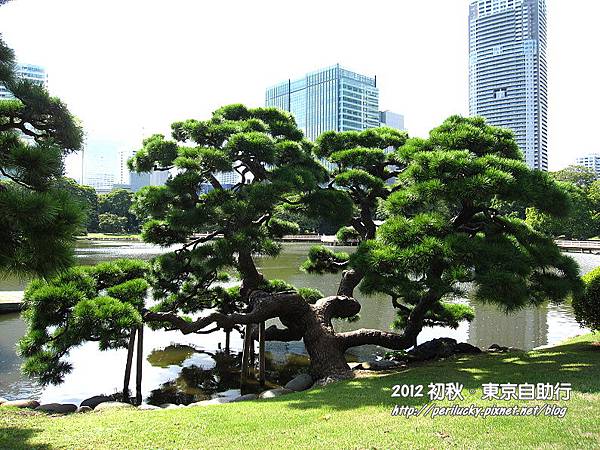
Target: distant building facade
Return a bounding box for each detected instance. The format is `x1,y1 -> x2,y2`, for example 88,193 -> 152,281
379,110 -> 405,130
86,172 -> 115,194
265,64 -> 383,140
575,154 -> 600,176
468,0 -> 548,170
0,63 -> 47,99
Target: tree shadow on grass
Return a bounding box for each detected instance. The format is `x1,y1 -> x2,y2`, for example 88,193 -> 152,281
0,425 -> 52,450
269,338 -> 600,411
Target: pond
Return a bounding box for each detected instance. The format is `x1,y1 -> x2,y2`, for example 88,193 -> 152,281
0,240 -> 594,404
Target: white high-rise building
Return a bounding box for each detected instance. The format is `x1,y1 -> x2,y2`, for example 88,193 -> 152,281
575,154 -> 600,177
468,0 -> 548,170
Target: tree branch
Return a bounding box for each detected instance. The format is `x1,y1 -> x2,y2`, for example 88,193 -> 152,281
143,290 -> 309,334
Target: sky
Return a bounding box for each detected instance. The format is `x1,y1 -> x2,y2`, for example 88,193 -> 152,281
1,0 -> 599,179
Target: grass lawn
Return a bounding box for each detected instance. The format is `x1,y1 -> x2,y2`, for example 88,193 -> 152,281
1,333 -> 599,450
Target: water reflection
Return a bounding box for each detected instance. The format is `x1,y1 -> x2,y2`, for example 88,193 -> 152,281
0,241 -> 595,403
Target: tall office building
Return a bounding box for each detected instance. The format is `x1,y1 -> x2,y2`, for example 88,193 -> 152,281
468,0 -> 548,170
575,154 -> 600,177
265,64 -> 383,141
0,63 -> 47,99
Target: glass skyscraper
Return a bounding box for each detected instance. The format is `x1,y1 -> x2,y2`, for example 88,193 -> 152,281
468,0 -> 548,170
265,64 -> 381,141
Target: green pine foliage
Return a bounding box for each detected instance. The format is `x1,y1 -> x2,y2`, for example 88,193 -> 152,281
129,104 -> 349,318
0,37 -> 85,277
354,116 -> 582,330
18,259 -> 149,385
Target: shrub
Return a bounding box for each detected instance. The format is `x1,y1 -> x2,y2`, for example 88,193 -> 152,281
573,267 -> 600,332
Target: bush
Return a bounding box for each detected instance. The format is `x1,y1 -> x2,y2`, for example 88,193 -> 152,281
573,267 -> 600,332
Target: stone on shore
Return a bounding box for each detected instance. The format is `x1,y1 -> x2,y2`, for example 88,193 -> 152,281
366,360 -> 407,371
488,344 -> 521,353
258,388 -> 293,399
36,403 -> 77,414
284,373 -> 313,392
1,399 -> 40,409
454,342 -> 482,354
94,401 -> 135,411
409,338 -> 457,361
138,404 -> 161,410
80,395 -> 112,409
187,397 -> 232,407
76,406 -> 93,413
231,394 -> 258,402
161,403 -> 185,409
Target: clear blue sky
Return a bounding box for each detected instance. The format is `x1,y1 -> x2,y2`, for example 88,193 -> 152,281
1,0 -> 599,178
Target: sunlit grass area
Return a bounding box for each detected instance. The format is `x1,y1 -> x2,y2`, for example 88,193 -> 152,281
1,333 -> 599,449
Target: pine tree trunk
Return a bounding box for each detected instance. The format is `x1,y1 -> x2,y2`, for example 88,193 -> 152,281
122,327 -> 136,403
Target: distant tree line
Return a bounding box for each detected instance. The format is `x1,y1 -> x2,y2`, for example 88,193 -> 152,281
526,165 -> 600,240
60,180 -> 141,234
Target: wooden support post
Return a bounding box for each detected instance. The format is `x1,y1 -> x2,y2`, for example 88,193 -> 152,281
135,325 -> 144,405
122,327 -> 136,403
258,321 -> 266,387
225,329 -> 231,355
249,331 -> 256,369
240,324 -> 252,387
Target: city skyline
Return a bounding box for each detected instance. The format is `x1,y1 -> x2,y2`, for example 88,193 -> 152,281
0,0 -> 599,178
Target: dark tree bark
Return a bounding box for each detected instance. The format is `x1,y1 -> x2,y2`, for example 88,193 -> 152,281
143,263 -> 444,381
122,327 -> 136,402
135,325 -> 144,405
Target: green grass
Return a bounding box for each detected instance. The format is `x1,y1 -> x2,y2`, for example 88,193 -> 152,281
1,333 -> 599,449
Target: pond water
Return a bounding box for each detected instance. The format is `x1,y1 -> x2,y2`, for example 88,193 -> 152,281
0,240 -> 594,404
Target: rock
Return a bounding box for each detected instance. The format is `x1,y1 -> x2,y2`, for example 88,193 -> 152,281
488,344 -> 510,353
0,397 -> 7,405
313,373 -> 353,386
138,404 -> 161,410
409,338 -> 457,361
347,362 -> 363,370
94,401 -> 135,411
258,388 -> 293,399
187,398 -> 232,407
80,395 -> 112,409
231,394 -> 258,402
453,342 -> 482,354
284,373 -> 313,392
36,403 -> 77,414
76,406 -> 93,413
367,360 -> 407,371
163,404 -> 184,410
159,403 -> 177,409
1,399 -> 40,409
